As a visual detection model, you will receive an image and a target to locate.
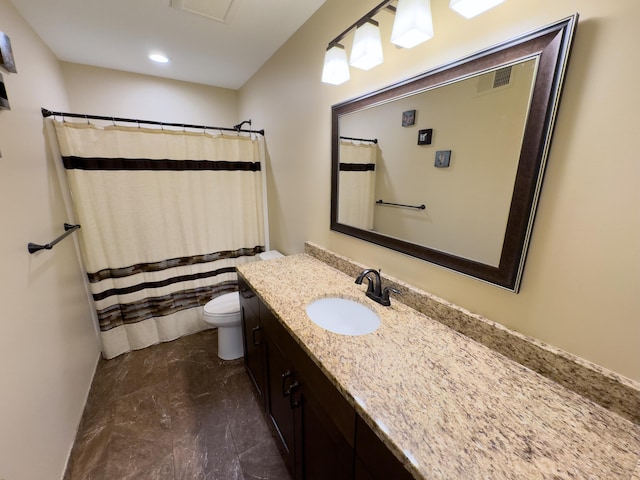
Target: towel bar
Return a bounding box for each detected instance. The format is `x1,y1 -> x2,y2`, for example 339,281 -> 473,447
28,223 -> 81,254
375,199 -> 425,210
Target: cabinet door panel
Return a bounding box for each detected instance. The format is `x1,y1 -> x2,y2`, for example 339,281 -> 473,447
265,337 -> 296,474
299,384 -> 354,480
355,416 -> 414,480
354,458 -> 375,480
239,277 -> 265,405
262,301 -> 356,447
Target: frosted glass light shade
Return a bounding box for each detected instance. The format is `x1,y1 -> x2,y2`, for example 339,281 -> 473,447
449,0 -> 504,19
350,20 -> 384,70
322,44 -> 350,85
391,0 -> 434,49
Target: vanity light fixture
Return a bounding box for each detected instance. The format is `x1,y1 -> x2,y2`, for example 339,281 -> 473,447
321,0 -> 396,85
449,0 -> 504,19
350,19 -> 384,70
390,0 -> 434,49
321,0 -> 504,85
321,44 -> 351,85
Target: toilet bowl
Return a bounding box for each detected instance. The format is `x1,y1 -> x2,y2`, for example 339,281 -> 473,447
203,292 -> 244,360
202,250 -> 284,360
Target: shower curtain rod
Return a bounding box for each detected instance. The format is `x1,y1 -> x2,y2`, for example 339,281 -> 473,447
340,135 -> 378,144
41,108 -> 265,136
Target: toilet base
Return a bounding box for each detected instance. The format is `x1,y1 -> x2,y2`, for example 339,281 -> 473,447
217,325 -> 244,360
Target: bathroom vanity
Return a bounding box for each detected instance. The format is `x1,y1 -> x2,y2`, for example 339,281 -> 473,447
239,275 -> 411,479
237,247 -> 640,480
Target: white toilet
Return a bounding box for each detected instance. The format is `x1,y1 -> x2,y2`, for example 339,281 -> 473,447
202,250 -> 284,360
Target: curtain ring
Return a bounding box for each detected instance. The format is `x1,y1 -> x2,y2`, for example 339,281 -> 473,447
85,114 -> 90,125
111,117 -> 116,127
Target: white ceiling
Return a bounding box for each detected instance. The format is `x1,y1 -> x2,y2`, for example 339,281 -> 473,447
10,0 -> 326,89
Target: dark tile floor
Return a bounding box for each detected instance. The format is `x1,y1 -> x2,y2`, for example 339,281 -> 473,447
64,329 -> 292,480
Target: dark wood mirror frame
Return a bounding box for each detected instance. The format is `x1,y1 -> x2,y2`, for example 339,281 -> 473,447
331,15 -> 578,292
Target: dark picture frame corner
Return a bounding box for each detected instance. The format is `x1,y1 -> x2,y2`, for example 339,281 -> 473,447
0,72 -> 10,110
0,31 -> 17,73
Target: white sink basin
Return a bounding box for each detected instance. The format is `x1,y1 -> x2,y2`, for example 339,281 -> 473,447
305,297 -> 380,336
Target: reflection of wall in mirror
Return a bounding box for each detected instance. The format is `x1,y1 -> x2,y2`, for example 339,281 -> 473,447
339,59 -> 537,267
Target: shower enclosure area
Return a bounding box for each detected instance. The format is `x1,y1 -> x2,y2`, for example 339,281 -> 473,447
46,111 -> 269,358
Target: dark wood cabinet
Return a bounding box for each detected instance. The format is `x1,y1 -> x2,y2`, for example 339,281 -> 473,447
263,311 -> 296,473
239,276 -> 414,480
262,302 -> 355,480
239,276 -> 266,408
297,384 -> 355,480
354,416 -> 415,480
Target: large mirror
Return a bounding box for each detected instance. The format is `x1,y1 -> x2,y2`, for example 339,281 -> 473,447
331,15 -> 578,292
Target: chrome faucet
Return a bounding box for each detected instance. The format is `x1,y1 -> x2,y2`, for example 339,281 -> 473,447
355,268 -> 399,306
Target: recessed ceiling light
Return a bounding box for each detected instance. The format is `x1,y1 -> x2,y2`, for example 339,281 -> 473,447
149,53 -> 169,64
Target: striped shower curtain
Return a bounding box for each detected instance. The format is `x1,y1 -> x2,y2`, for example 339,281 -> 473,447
52,121 -> 265,358
338,140 -> 378,230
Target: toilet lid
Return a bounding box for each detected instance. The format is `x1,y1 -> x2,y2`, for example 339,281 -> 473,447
204,291 -> 240,315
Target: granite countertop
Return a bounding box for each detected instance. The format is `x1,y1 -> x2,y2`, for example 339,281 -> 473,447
237,253 -> 640,479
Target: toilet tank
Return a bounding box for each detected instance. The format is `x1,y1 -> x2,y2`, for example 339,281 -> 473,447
259,250 -> 284,260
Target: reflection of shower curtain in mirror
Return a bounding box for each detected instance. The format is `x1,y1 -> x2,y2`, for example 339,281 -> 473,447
338,141 -> 378,230
52,121 -> 265,358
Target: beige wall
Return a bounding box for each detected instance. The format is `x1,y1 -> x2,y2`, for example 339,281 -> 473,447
61,62 -> 239,126
240,0 -> 640,381
0,1 -> 100,479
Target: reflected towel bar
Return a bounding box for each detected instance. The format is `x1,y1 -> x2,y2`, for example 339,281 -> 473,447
376,199 -> 425,210
28,223 -> 81,254
340,135 -> 378,144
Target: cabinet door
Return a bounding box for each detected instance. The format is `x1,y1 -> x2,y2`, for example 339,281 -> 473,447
265,330 -> 297,475
264,303 -> 355,480
295,382 -> 354,480
354,415 -> 414,480
239,276 -> 265,407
